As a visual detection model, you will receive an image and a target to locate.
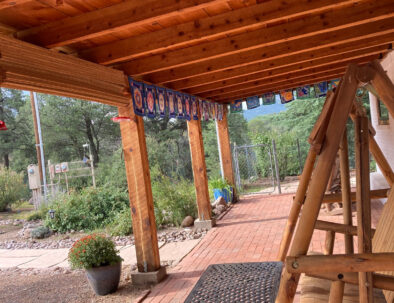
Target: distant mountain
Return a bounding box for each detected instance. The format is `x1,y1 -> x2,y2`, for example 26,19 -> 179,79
243,103 -> 287,121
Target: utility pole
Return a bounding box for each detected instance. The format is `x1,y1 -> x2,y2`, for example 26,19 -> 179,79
30,92 -> 47,198
30,92 -> 43,183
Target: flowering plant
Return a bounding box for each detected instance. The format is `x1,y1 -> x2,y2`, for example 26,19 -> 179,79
68,234 -> 122,270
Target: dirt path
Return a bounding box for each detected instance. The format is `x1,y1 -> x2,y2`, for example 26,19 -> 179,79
0,266 -> 148,303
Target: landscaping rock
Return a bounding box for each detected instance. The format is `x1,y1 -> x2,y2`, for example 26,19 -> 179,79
212,196 -> 227,209
181,216 -> 194,227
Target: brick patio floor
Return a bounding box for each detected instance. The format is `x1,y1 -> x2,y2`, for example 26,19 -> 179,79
143,193 -> 384,303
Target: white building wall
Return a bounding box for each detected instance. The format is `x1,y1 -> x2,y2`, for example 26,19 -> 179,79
369,51 -> 394,192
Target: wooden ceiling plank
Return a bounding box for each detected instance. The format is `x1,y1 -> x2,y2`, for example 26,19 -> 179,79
122,0 -> 394,76
79,0 -> 356,64
202,53 -> 383,99
160,20 -> 394,89
16,0 -> 229,47
190,44 -> 390,95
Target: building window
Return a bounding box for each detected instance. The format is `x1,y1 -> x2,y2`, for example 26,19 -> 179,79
377,99 -> 390,125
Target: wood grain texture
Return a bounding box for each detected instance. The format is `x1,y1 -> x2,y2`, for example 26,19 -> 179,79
276,65 -> 359,303
118,105 -> 161,273
354,114 -> 373,303
216,106 -> 236,193
372,187 -> 394,302
187,109 -> 212,221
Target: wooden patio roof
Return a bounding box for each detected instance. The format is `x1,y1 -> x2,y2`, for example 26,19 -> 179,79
1,0 -> 393,105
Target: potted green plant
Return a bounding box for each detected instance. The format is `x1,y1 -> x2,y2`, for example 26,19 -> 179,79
68,234 -> 123,296
209,178 -> 233,203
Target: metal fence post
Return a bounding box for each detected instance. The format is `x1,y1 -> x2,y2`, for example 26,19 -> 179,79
272,139 -> 281,194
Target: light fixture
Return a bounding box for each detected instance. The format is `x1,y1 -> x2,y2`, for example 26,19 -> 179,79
48,209 -> 55,219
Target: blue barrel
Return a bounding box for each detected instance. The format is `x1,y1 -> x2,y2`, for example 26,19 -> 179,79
213,188 -> 232,203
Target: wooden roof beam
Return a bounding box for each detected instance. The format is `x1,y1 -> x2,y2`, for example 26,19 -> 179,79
16,0 -> 228,47
144,18 -> 394,86
190,44 -> 390,96
0,0 -> 31,10
162,21 -> 394,89
79,0 -> 358,65
123,0 -> 394,76
0,35 -> 129,107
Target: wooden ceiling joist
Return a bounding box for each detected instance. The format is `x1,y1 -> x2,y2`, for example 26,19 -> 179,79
144,18 -> 394,86
16,0 -> 228,47
0,35 -> 129,106
123,0 -> 394,77
188,44 -> 391,96
78,0 -> 358,65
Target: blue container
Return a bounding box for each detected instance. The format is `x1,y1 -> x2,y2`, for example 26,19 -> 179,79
213,188 -> 232,203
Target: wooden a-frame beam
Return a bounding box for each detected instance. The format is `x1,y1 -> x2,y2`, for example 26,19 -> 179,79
186,44 -> 391,95
123,0 -> 394,76
201,53 -> 385,99
79,0 -> 357,65
148,19 -> 394,86
16,0 -> 228,47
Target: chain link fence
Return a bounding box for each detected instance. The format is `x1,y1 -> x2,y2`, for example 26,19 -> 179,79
233,139 -> 310,195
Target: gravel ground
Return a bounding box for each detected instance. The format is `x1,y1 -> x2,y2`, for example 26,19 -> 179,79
0,265 -> 149,303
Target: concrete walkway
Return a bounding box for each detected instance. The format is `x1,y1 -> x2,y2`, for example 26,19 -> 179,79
0,240 -> 201,269
143,193 -> 383,303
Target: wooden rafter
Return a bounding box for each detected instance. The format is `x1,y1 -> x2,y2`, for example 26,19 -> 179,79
149,20 -> 394,86
16,0 -> 228,47
200,52 -> 386,99
122,0 -> 394,76
78,0 -> 358,65
186,44 -> 391,95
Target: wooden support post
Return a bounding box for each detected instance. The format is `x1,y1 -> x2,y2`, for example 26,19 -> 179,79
329,281 -> 345,303
187,109 -> 212,221
216,106 -> 237,200
277,147 -> 317,261
324,230 -> 335,255
118,105 -> 161,273
355,114 -> 374,303
340,128 -> 354,254
350,110 -> 394,186
286,253 -> 394,274
276,65 -> 359,303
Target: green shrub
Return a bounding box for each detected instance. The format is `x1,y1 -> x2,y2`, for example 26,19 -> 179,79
151,169 -> 197,227
27,211 -> 43,221
31,226 -> 51,239
106,208 -> 132,236
68,234 -> 122,269
0,167 -> 27,211
44,186 -> 129,233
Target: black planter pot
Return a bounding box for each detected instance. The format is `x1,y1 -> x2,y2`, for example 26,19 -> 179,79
85,262 -> 121,296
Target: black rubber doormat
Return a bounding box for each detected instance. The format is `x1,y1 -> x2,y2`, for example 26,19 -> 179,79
184,262 -> 283,303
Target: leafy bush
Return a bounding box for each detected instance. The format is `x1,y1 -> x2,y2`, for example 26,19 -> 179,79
68,234 -> 122,269
44,186 -> 129,233
27,211 -> 43,221
0,167 -> 27,211
106,208 -> 132,236
208,178 -> 231,191
151,168 -> 197,227
31,226 -> 51,239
